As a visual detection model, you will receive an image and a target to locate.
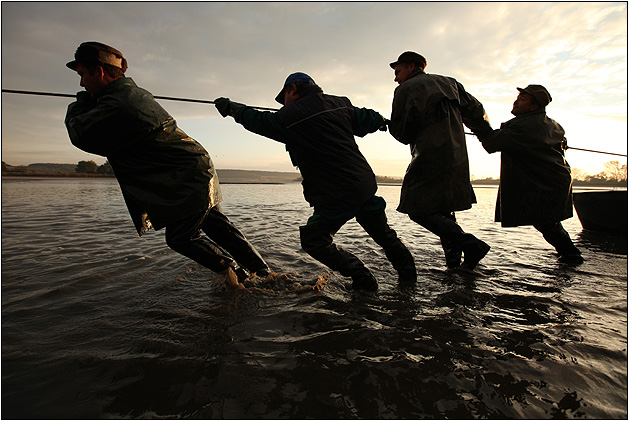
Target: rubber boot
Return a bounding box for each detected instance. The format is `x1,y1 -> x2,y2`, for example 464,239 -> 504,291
202,207 -> 271,275
411,212 -> 489,270
356,210 -> 417,283
300,225 -> 377,291
534,223 -> 583,263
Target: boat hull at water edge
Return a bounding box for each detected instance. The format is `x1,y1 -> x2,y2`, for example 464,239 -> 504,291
573,190 -> 628,235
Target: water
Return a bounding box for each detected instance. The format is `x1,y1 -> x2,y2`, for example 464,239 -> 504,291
2,177 -> 627,419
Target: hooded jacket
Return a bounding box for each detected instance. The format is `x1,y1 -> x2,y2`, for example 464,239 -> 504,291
231,84 -> 384,216
479,108 -> 573,227
389,69 -> 492,215
65,78 -> 222,235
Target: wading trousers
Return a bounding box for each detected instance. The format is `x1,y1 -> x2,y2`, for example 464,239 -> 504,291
299,196 -> 416,292
409,211 -> 490,269
165,205 -> 270,276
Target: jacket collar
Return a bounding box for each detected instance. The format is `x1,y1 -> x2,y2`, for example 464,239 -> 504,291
407,68 -> 426,81
514,107 -> 546,119
96,77 -> 136,98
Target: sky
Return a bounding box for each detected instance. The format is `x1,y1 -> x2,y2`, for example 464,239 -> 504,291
1,1 -> 627,179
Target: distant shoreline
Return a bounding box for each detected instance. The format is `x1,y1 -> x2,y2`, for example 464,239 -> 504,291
2,171 -> 626,188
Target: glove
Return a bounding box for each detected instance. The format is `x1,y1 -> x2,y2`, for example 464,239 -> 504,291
214,97 -> 231,117
76,90 -> 96,104
379,118 -> 390,132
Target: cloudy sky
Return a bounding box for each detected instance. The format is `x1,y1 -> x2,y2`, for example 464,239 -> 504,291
2,2 -> 627,179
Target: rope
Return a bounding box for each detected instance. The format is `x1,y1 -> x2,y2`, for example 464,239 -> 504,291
4,89 -> 626,157
464,131 -> 626,157
1,88 -> 279,111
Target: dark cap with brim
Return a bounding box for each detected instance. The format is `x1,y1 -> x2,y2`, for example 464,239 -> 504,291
517,84 -> 552,107
275,72 -> 315,104
66,41 -> 127,72
389,51 -> 427,69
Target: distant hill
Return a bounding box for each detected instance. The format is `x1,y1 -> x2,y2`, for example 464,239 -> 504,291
216,169 -> 301,184
28,163 -> 76,173
3,163 -> 302,183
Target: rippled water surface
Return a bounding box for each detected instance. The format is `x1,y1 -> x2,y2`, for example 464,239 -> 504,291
2,177 -> 627,419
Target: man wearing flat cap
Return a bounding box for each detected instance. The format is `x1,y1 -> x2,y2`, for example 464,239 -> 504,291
65,41 -> 270,284
214,73 -> 416,292
387,51 -> 494,270
477,85 -> 582,263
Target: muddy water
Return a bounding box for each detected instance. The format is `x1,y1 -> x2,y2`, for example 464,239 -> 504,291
2,178 -> 626,418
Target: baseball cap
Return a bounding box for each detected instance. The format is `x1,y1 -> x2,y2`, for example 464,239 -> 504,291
275,72 -> 315,104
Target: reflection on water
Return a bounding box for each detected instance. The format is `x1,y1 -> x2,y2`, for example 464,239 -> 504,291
2,178 -> 627,419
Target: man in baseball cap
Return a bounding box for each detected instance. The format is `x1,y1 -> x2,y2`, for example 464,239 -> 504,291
215,72 -> 416,291
274,72 -> 316,104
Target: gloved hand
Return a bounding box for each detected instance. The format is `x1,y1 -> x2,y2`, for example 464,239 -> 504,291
76,90 -> 96,104
379,118 -> 390,132
214,97 -> 232,117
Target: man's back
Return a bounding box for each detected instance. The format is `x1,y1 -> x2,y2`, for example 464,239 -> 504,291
276,86 -> 377,215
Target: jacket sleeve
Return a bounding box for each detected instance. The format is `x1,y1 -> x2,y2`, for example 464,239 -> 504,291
478,119 -> 535,154
65,92 -> 143,157
457,82 -> 493,137
352,107 -> 385,137
233,107 -> 290,144
388,86 -> 417,145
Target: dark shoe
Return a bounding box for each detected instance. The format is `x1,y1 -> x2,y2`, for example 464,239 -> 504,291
234,266 -> 250,282
255,267 -> 271,277
442,239 -> 462,268
444,248 -> 462,269
397,267 -> 417,283
351,269 -> 378,292
558,253 -> 584,264
461,240 -> 490,270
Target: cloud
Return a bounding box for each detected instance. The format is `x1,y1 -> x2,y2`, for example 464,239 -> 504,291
1,1 -> 626,178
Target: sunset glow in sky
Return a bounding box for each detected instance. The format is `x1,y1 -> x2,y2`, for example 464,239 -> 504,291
2,2 -> 627,179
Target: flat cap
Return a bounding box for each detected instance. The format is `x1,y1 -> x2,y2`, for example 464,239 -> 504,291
66,41 -> 127,72
517,84 -> 552,107
389,51 -> 427,69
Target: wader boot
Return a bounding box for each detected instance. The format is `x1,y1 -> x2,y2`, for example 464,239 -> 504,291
410,212 -> 490,270
440,212 -> 462,269
356,210 -> 417,283
165,207 -> 270,279
300,225 -> 378,291
534,222 -> 583,263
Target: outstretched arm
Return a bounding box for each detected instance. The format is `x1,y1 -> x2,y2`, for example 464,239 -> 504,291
214,97 -> 289,144
352,107 -> 387,137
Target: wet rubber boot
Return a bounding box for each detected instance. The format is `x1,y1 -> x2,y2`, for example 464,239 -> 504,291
300,225 -> 378,291
383,242 -> 417,283
440,213 -> 462,268
411,212 -> 489,270
356,210 -> 416,283
442,239 -> 462,269
460,235 -> 490,270
202,207 -> 271,275
534,223 -> 583,263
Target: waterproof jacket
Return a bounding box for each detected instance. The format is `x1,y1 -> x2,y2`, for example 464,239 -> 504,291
478,108 -> 573,227
65,78 -> 222,235
230,85 -> 384,216
389,69 -> 492,215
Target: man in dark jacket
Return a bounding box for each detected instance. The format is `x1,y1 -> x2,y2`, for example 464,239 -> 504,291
214,72 -> 416,291
477,85 -> 582,263
65,41 -> 270,284
388,51 -> 493,270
